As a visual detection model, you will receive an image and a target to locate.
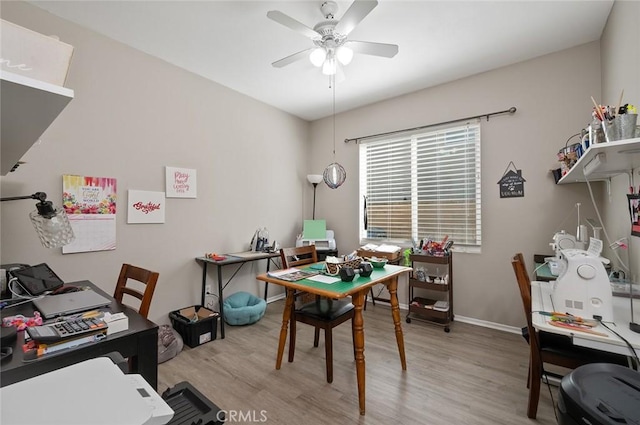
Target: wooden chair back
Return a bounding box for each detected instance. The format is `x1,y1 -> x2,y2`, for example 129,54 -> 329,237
113,264 -> 159,319
512,253 -> 536,340
279,245 -> 318,268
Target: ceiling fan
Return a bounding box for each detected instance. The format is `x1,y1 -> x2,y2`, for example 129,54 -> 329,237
267,0 -> 399,76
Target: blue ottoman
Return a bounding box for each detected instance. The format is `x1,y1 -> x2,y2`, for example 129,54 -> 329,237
223,292 -> 266,325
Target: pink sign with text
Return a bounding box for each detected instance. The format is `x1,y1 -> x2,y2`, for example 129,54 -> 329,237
165,166 -> 197,198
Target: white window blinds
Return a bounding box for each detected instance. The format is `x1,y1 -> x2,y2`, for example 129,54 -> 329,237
359,122 -> 481,247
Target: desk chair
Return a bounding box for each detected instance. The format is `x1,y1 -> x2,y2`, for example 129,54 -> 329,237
113,263 -> 159,319
280,246 -> 355,383
511,253 -> 627,419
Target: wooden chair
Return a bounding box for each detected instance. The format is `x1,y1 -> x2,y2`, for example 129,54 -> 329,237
512,253 -> 627,418
280,245 -> 355,383
113,263 -> 159,319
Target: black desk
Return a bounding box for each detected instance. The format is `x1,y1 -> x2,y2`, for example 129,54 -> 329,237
196,252 -> 280,339
0,281 -> 158,389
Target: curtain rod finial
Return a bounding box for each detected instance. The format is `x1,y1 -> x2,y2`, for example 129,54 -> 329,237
509,107 -> 517,113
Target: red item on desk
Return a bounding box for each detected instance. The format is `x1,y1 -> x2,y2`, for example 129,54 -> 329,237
2,312 -> 43,331
205,253 -> 226,261
548,320 -> 609,337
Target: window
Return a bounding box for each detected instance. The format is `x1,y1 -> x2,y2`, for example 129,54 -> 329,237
359,122 -> 481,249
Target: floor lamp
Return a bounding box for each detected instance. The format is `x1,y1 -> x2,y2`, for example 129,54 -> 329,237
307,174 -> 323,219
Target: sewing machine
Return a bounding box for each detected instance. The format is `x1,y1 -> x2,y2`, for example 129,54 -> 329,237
551,237 -> 614,322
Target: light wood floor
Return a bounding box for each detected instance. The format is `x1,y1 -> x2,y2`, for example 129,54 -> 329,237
159,300 -> 560,424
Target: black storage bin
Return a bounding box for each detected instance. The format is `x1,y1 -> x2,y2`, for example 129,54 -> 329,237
162,381 -> 224,425
169,306 -> 219,348
558,363 -> 640,425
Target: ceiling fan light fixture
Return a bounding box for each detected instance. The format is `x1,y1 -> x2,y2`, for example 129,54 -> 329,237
322,57 -> 337,75
336,46 -> 353,65
309,47 -> 327,67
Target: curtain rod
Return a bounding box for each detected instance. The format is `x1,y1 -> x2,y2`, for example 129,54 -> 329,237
344,106 -> 517,144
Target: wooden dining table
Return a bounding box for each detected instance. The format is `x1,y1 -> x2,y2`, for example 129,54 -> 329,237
256,263 -> 412,415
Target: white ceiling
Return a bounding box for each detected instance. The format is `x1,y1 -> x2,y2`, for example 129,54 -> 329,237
29,0 -> 614,121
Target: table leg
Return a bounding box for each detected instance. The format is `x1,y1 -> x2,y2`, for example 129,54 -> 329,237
352,290 -> 366,415
264,258 -> 271,301
131,328 -> 159,390
217,265 -> 225,339
276,288 -> 295,369
387,276 -> 407,370
200,262 -> 208,307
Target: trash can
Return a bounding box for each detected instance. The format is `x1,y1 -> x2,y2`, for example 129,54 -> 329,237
558,363 -> 640,425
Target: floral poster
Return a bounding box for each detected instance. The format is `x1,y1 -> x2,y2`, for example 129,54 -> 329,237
165,166 -> 197,198
62,175 -> 117,254
128,190 -> 165,224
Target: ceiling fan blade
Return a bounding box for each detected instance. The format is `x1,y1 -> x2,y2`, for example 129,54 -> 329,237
272,48 -> 314,68
347,40 -> 398,58
267,10 -> 321,40
334,0 -> 378,36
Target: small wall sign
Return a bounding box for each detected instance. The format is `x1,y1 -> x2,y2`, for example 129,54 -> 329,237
127,190 -> 165,223
498,161 -> 526,198
166,166 -> 197,198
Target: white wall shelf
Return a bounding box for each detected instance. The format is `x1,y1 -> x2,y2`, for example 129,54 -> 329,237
1,70 -> 74,175
557,137 -> 640,184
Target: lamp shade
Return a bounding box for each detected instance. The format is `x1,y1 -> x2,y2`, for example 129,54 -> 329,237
30,206 -> 75,248
323,162 -> 346,189
1,192 -> 75,249
322,57 -> 337,76
309,48 -> 327,67
307,174 -> 324,185
336,46 -> 353,65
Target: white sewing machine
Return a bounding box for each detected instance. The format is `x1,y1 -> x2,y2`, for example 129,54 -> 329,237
547,231 -> 587,276
551,237 -> 614,322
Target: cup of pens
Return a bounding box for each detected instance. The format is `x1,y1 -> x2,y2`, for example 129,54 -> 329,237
602,119 -> 620,143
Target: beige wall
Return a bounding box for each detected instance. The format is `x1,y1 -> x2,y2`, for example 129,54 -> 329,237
309,42 -> 609,329
2,1 -> 635,331
600,0 -> 640,283
0,1 -> 307,324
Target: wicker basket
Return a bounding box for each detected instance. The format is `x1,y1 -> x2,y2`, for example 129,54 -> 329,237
325,258 -> 362,275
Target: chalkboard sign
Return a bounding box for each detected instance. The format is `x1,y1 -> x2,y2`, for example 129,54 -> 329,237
498,162 -> 525,198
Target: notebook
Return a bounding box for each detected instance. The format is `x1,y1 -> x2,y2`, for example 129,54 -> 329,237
33,287 -> 112,319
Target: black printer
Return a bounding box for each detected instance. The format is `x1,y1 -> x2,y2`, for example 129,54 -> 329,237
558,363 -> 640,425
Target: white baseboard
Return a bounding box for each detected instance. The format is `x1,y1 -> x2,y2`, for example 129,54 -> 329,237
267,293 -> 521,335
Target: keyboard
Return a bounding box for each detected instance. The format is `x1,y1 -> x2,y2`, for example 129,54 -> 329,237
26,317 -> 108,343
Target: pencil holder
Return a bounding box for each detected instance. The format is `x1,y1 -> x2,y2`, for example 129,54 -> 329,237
619,114 -> 638,140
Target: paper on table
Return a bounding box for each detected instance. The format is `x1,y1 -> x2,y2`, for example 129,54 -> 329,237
307,274 -> 340,284
376,244 -> 401,253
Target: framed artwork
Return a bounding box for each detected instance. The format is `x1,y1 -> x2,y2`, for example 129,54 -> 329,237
165,166 -> 197,198
128,190 -> 165,224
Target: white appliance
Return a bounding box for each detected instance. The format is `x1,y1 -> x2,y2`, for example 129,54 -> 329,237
1,357 -> 173,425
296,229 -> 336,251
551,238 -> 614,322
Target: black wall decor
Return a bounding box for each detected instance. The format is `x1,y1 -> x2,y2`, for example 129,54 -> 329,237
498,162 -> 525,198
